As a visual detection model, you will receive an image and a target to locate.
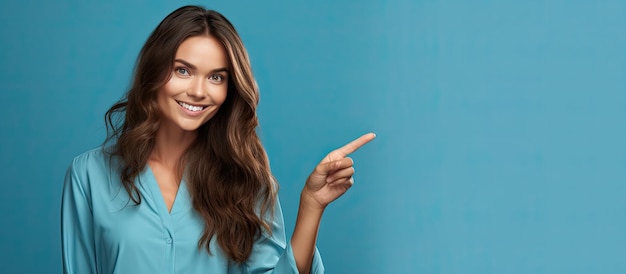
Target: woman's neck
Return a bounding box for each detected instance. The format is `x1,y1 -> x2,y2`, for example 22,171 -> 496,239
150,124 -> 198,169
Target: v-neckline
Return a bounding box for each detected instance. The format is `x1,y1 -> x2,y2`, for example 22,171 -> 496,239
143,165 -> 189,216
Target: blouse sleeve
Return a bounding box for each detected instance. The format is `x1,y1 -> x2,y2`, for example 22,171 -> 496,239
243,199 -> 325,274
61,157 -> 97,274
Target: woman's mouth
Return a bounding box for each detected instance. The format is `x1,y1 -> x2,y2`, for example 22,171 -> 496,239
177,101 -> 207,112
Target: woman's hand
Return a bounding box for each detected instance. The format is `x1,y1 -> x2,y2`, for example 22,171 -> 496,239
302,132 -> 376,210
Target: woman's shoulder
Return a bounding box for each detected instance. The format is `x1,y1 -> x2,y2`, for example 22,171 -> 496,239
68,146 -> 118,176
64,147 -> 128,206
71,146 -> 108,166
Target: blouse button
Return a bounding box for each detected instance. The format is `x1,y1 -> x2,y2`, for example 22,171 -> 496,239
166,238 -> 172,244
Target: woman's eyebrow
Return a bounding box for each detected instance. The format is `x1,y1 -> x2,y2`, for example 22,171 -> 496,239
211,68 -> 229,73
174,59 -> 196,70
175,59 -> 228,74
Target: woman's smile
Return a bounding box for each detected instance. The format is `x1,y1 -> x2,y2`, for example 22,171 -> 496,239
176,100 -> 209,117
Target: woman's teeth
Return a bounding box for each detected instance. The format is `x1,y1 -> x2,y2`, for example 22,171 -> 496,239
178,101 -> 205,112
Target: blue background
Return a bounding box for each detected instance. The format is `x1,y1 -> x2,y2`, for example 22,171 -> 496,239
1,0 -> 625,273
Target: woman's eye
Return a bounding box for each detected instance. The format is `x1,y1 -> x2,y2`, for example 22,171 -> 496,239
175,67 -> 189,76
209,74 -> 223,83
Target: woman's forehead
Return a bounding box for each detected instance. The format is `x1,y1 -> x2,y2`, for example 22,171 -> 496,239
174,36 -> 229,71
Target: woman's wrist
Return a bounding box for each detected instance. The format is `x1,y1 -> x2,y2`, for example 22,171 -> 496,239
299,189 -> 326,214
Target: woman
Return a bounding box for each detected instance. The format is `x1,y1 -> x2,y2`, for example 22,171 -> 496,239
61,5 -> 375,274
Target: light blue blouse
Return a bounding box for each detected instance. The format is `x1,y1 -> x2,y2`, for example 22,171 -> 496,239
61,148 -> 324,273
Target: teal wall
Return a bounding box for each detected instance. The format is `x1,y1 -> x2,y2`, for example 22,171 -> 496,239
1,1 -> 625,273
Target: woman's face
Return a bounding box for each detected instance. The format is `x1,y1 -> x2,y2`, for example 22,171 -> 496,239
156,35 -> 229,132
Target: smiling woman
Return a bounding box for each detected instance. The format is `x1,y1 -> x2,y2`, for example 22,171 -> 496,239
60,5 -> 374,274
157,36 -> 229,134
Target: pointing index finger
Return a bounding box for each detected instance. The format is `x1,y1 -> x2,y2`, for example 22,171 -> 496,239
335,132 -> 376,156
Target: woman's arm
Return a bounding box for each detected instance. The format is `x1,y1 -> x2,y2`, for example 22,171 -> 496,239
61,158 -> 97,274
291,133 -> 376,274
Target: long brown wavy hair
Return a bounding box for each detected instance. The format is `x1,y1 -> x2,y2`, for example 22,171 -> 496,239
103,5 -> 277,263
